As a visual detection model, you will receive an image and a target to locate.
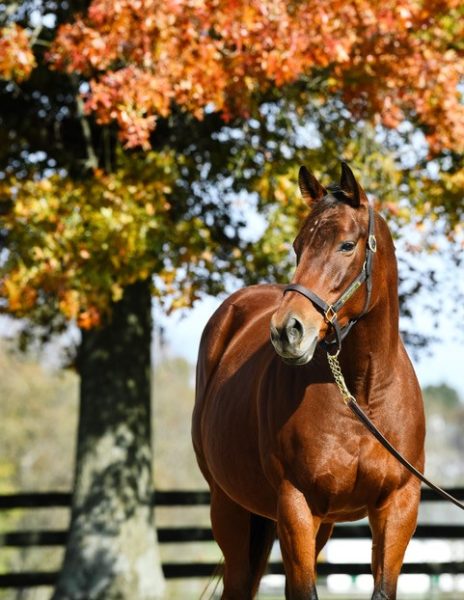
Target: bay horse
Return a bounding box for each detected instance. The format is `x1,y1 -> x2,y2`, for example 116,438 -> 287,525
192,163 -> 425,599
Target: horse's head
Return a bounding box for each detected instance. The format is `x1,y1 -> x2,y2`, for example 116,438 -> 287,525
270,163 -> 376,365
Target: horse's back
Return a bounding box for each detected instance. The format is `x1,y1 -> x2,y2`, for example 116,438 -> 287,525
195,283 -> 283,401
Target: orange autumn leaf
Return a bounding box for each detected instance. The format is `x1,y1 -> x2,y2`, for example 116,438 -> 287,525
0,24 -> 36,82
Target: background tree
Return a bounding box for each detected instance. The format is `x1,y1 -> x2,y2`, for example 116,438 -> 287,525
1,1 -> 464,599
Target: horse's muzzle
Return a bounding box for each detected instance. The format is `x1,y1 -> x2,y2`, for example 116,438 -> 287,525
270,313 -> 319,365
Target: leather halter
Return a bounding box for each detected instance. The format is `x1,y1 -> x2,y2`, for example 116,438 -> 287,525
283,204 -> 377,355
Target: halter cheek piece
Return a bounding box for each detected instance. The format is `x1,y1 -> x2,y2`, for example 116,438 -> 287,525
283,205 -> 377,355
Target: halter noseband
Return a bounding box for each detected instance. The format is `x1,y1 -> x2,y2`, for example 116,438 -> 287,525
283,205 -> 377,355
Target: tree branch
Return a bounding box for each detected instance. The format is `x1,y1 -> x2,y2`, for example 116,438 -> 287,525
74,87 -> 98,171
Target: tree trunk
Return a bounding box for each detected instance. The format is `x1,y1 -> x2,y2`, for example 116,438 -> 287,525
52,280 -> 165,600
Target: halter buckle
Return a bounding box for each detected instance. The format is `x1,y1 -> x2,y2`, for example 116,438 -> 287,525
324,305 -> 337,323
368,234 -> 377,253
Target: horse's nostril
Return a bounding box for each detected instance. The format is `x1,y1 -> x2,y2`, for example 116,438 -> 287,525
270,315 -> 305,349
285,317 -> 304,345
270,324 -> 280,343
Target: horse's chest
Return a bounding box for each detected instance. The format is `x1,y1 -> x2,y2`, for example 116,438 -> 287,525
266,409 -> 399,518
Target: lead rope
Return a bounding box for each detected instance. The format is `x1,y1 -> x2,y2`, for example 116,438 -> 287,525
327,351 -> 464,511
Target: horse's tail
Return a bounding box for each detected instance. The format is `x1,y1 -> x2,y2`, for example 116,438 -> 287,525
198,557 -> 223,600
249,513 -> 277,597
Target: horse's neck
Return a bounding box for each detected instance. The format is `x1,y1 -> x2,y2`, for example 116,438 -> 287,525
340,292 -> 400,403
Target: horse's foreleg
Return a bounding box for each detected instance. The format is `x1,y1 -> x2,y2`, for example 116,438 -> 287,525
277,481 -> 320,600
368,480 -> 421,600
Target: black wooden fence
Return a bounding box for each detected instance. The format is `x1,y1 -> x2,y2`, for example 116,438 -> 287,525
1,488 -> 463,588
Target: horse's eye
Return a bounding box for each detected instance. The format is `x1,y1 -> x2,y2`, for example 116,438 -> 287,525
339,241 -> 356,253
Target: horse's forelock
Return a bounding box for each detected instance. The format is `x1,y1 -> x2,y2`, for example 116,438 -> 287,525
325,185 -> 352,204
297,196 -> 339,251
300,188 -> 363,248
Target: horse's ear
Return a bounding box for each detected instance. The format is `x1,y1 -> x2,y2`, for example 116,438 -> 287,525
298,166 -> 326,205
340,162 -> 366,208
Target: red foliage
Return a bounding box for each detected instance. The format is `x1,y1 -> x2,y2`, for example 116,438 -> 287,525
3,2 -> 463,153
46,0 -> 464,151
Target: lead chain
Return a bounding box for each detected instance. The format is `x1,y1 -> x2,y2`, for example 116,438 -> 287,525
326,352 -> 357,405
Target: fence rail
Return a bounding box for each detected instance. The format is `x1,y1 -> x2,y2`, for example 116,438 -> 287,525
1,488 -> 463,588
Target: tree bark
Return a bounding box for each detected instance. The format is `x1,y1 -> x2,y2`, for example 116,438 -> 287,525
52,280 -> 165,600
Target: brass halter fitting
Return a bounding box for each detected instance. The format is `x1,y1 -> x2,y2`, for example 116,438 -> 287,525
324,305 -> 337,324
